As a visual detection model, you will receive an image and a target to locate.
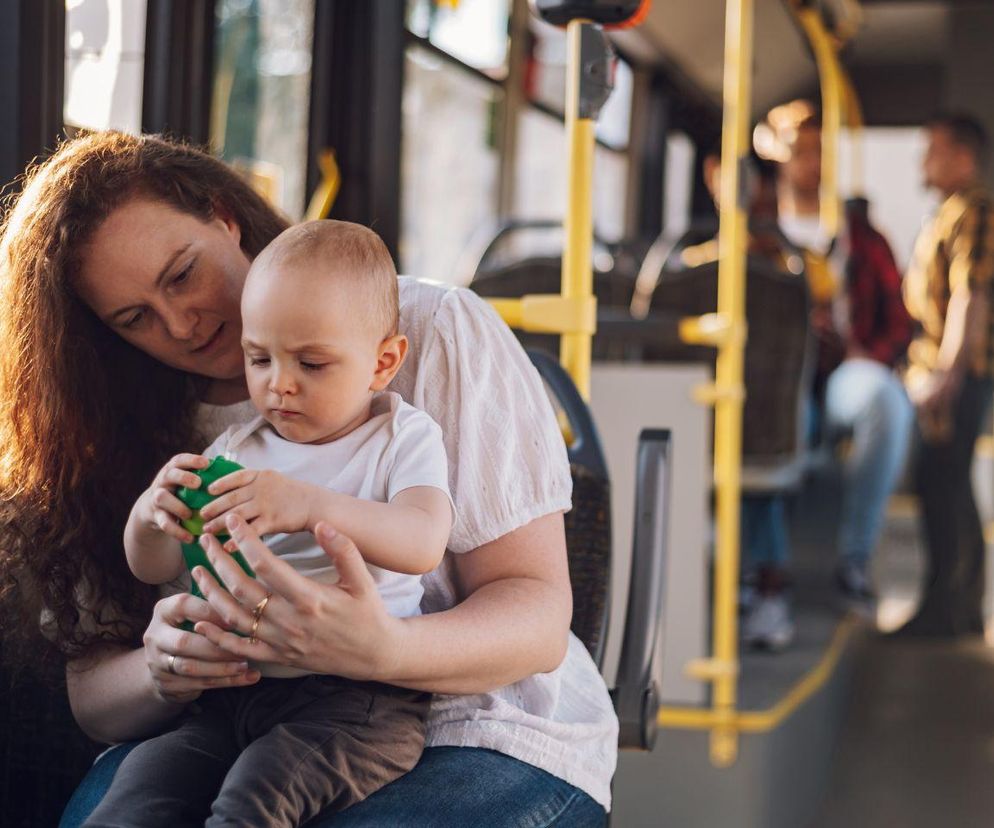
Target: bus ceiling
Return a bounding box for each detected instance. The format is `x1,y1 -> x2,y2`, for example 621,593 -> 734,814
612,0 -> 992,128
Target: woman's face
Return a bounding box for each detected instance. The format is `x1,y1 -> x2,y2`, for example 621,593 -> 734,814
77,197 -> 252,381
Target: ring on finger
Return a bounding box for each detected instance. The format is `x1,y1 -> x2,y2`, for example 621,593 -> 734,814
167,653 -> 178,675
249,593 -> 272,644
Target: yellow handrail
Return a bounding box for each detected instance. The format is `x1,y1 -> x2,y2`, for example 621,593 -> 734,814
842,71 -> 866,195
489,20 -> 598,399
789,2 -> 865,227
304,149 -> 341,222
659,617 -> 859,733
707,0 -> 753,767
560,19 -> 597,400
667,0 -> 754,767
488,295 -> 596,335
793,5 -> 843,238
658,0 -> 864,767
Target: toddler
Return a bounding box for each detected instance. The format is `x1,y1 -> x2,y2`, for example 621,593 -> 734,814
86,221 -> 453,827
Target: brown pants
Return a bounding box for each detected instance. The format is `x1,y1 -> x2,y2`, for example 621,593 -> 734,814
83,675 -> 430,828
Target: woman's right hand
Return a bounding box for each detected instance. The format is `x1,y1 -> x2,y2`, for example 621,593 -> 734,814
143,591 -> 261,704
138,453 -> 211,544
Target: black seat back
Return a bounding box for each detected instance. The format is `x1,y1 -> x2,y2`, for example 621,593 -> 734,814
644,258 -> 811,466
527,352 -> 672,752
474,259 -> 640,361
527,350 -> 611,670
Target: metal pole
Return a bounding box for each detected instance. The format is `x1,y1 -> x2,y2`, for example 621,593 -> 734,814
561,19 -> 597,400
710,0 -> 753,767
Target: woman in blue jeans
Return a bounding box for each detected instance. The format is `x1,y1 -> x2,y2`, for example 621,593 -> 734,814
0,132 -> 615,826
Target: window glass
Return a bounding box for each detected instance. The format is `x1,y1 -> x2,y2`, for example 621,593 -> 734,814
839,127 -> 931,270
407,0 -> 510,78
525,18 -> 632,149
211,0 -> 314,219
514,107 -> 628,247
526,18 -> 566,116
401,46 -> 500,284
64,0 -> 147,133
664,131 -> 695,238
598,58 -> 633,149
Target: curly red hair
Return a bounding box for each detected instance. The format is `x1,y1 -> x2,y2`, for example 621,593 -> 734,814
0,131 -> 289,668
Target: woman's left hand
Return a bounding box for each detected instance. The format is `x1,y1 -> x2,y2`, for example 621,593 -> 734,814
191,515 -> 403,681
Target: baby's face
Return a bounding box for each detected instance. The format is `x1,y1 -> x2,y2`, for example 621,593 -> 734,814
241,265 -> 384,444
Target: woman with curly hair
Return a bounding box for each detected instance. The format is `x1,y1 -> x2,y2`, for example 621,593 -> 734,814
0,131 -> 616,826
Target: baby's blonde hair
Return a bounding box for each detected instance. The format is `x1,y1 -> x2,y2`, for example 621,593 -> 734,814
250,220 -> 399,337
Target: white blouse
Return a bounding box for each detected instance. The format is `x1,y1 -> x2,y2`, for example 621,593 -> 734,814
200,277 -> 619,809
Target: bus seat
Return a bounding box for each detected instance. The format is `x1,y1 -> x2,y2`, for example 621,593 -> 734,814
527,350 -> 668,751
644,258 -> 813,492
472,258 -> 640,360
527,348 -> 612,668
465,220 -> 643,361
614,428 -> 671,750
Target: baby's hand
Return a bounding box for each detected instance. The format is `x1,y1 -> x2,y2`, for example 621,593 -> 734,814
140,453 -> 211,543
200,469 -> 312,540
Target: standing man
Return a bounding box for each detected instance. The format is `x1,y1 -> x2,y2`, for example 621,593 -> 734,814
902,113 -> 994,637
758,102 -> 914,611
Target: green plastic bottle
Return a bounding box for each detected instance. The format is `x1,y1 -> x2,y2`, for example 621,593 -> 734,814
175,456 -> 256,631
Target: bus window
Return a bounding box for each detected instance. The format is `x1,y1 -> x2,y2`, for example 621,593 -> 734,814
210,0 -> 314,219
664,131 -> 696,239
406,0 -> 511,78
526,16 -> 633,148
64,0 -> 147,134
514,107 -> 628,245
400,44 -> 500,284
839,126 -> 932,270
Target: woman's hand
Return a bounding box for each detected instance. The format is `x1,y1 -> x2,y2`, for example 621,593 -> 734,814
192,515 -> 402,682
137,452 -> 211,544
143,591 -> 261,704
199,469 -> 313,538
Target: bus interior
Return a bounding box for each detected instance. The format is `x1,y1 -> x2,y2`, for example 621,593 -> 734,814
3,1 -> 994,826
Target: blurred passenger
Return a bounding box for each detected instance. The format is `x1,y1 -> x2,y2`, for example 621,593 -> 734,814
684,149 -> 803,651
900,113 -> 994,637
758,101 -> 914,612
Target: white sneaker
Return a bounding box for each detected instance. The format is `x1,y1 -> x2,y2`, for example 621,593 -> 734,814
742,594 -> 795,651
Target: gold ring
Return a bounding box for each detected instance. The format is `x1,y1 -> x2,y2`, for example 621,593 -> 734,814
252,593 -> 272,621
249,593 -> 272,644
167,654 -> 177,675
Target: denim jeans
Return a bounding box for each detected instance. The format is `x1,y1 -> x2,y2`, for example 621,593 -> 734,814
741,495 -> 789,567
741,359 -> 911,573
824,358 -> 913,566
61,743 -> 606,828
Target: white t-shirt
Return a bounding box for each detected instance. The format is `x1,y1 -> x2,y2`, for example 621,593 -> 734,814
206,391 -> 451,607
201,392 -> 451,679
780,213 -> 832,256
197,277 -> 619,809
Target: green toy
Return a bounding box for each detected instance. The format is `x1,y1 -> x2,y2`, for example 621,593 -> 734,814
176,456 -> 256,630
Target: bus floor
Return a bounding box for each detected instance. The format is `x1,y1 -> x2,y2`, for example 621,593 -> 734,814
810,481 -> 994,827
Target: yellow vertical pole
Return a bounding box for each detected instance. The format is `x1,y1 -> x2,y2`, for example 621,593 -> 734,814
710,0 -> 753,767
796,7 -> 842,238
561,19 -> 596,401
843,73 -> 865,196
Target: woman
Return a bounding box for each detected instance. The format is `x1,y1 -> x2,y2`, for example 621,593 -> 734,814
0,131 -> 616,825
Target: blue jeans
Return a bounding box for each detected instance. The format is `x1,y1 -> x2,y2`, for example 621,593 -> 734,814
741,495 -> 788,567
824,358 -> 913,566
61,743 -> 606,827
